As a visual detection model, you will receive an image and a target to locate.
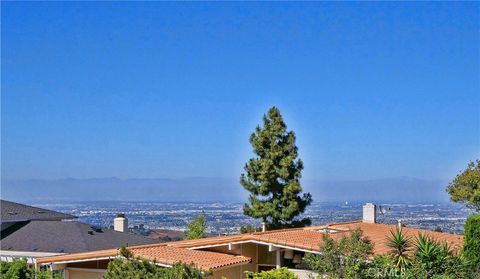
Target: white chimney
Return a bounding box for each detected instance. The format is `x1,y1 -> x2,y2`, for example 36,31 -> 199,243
362,203 -> 376,223
114,213 -> 128,233
261,222 -> 267,232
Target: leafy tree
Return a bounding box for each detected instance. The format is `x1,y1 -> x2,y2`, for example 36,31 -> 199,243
446,160 -> 480,212
386,228 -> 412,271
304,228 -> 373,278
0,259 -> 62,279
241,107 -> 312,229
1,259 -> 31,279
245,267 -> 298,279
104,247 -> 207,279
303,234 -> 341,277
184,215 -> 206,240
463,214 -> 480,272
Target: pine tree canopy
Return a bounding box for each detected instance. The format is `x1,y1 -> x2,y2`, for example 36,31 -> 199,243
240,106 -> 312,229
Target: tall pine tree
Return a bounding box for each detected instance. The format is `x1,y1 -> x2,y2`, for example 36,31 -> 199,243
241,107 -> 312,229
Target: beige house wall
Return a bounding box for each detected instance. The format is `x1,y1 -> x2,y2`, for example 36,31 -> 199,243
202,242 -> 282,278
210,265 -> 243,279
66,268 -> 105,279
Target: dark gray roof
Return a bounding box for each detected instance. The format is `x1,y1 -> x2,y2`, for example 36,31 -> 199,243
1,200 -> 76,222
0,220 -> 159,253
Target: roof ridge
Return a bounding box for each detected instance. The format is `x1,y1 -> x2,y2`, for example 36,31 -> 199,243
326,220 -> 363,227
328,221 -> 463,237
249,226 -> 310,235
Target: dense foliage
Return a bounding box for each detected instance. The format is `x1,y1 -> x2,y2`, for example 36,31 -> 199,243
245,267 -> 298,279
240,106 -> 312,229
104,247 -> 207,279
303,228 -> 373,278
446,160 -> 480,211
184,215 -> 206,240
303,228 -> 474,279
0,259 -> 62,279
463,214 -> 480,272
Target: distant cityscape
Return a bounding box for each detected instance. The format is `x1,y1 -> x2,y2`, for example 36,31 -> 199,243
32,201 -> 472,235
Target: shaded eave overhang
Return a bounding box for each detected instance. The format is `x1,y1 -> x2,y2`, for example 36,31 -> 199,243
184,239 -> 322,255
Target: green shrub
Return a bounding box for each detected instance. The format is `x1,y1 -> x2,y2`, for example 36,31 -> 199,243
244,267 -> 298,279
184,215 -> 206,240
104,247 -> 207,279
0,259 -> 62,279
303,228 -> 373,279
463,214 -> 480,272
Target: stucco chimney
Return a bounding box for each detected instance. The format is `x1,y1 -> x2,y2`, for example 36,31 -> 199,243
261,222 -> 267,232
114,213 -> 128,233
362,203 -> 376,223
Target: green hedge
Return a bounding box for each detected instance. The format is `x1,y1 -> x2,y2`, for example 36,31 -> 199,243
244,267 -> 298,279
463,214 -> 480,271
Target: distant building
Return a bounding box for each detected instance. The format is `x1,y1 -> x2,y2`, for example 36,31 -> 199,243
37,203 -> 464,279
0,200 -> 158,264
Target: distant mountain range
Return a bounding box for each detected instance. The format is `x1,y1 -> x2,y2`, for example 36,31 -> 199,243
1,177 -> 450,203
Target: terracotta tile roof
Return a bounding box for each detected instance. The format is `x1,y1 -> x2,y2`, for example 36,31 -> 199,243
36,244 -> 251,270
167,220 -> 464,256
129,245 -> 250,270
250,229 -> 327,251
37,220 -> 463,270
36,249 -> 118,264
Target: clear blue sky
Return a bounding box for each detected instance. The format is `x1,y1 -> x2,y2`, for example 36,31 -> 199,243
2,2 -> 479,181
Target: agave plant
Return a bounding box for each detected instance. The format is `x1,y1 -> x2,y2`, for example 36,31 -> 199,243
414,234 -> 458,277
414,234 -> 440,274
387,228 -> 412,271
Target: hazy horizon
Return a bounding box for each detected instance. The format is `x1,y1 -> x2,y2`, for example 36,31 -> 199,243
2,176 -> 452,203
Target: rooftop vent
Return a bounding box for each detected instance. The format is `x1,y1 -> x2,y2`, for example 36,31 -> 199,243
91,226 -> 103,233
317,228 -> 338,234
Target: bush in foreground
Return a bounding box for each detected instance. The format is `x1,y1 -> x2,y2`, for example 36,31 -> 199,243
303,228 -> 373,279
103,247 -> 207,279
0,259 -> 62,279
463,214 -> 480,273
245,267 -> 298,279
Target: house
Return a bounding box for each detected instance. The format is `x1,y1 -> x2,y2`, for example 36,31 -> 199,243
36,203 -> 464,279
0,200 -> 159,264
36,244 -> 251,279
